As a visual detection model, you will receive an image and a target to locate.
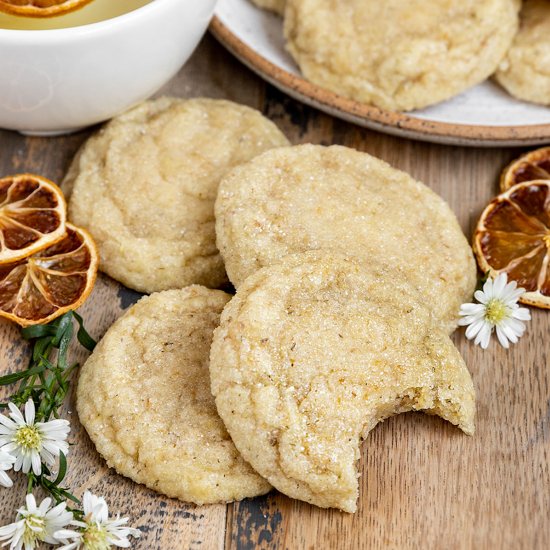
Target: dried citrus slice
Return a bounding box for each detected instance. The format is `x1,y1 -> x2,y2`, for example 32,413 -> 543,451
0,174 -> 66,265
0,223 -> 98,326
500,146 -> 550,192
0,0 -> 91,17
474,180 -> 550,309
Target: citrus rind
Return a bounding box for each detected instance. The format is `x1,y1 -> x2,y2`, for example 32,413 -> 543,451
0,223 -> 99,326
0,0 -> 92,18
0,174 -> 67,265
474,180 -> 550,309
500,146 -> 550,192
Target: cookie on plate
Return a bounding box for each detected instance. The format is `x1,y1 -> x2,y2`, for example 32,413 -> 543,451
251,0 -> 285,15
210,252 -> 476,513
284,0 -> 519,111
63,97 -> 289,293
495,0 -> 550,105
215,144 -> 476,332
77,286 -> 271,504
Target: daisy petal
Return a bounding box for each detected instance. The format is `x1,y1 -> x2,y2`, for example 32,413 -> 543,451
495,326 -> 510,348
499,322 -> 520,344
512,307 -> 531,321
459,303 -> 485,315
465,319 -> 486,340
492,273 -> 508,296
0,470 -> 12,488
7,403 -> 25,425
24,400 -> 35,425
475,324 -> 492,349
474,289 -> 489,304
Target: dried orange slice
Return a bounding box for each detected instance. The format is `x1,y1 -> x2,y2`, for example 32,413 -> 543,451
0,174 -> 66,265
0,0 -> 91,17
0,223 -> 98,326
474,180 -> 550,309
500,146 -> 550,192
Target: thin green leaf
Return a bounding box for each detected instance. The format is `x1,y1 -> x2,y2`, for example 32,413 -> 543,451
54,452 -> 68,485
53,313 -> 73,348
9,312 -> 96,506
32,337 -> 52,362
0,364 -> 46,385
21,324 -> 57,340
73,311 -> 96,351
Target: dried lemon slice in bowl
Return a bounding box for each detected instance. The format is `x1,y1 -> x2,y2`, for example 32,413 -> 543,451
500,146 -> 550,192
0,223 -> 99,326
0,174 -> 67,265
0,0 -> 91,17
474,180 -> 550,309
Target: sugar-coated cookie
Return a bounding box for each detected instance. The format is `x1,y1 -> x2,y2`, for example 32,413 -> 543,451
77,286 -> 271,504
63,97 -> 289,293
284,0 -> 519,110
210,253 -> 475,512
215,144 -> 476,332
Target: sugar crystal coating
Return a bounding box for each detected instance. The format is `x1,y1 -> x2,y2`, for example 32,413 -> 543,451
210,253 -> 475,512
495,0 -> 550,105
215,144 -> 476,332
77,286 -> 271,504
64,97 -> 289,293
284,0 -> 519,111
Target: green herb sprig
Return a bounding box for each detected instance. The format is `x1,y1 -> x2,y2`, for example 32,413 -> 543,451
0,311 -> 96,507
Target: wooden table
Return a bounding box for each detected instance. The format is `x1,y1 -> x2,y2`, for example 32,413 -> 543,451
0,34 -> 548,550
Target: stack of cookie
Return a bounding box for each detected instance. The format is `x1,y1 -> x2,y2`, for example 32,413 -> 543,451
252,0 -> 550,109
71,97 -> 476,512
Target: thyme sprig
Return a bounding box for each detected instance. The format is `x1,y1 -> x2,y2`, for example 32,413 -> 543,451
0,311 -> 96,508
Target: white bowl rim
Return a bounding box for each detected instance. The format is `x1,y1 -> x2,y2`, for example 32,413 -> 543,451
0,0 -> 197,40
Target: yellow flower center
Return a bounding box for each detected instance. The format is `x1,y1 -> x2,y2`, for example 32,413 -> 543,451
82,523 -> 110,550
485,299 -> 508,325
544,233 -> 550,249
15,425 -> 42,451
21,514 -> 45,546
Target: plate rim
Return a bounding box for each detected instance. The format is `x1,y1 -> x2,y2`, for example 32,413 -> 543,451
210,15 -> 550,146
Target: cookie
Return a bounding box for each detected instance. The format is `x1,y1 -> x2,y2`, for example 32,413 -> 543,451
63,97 -> 289,293
251,0 -> 285,15
215,144 -> 476,332
495,0 -> 550,105
77,286 -> 271,504
210,252 -> 476,513
284,0 -> 519,111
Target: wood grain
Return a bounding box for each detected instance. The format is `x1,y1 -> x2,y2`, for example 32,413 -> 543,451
0,34 -> 548,550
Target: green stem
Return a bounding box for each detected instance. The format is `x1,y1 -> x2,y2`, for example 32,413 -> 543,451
2,311 -> 97,505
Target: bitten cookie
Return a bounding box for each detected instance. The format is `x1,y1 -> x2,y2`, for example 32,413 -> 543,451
210,253 -> 475,512
215,144 -> 476,332
63,97 -> 289,293
77,286 -> 271,504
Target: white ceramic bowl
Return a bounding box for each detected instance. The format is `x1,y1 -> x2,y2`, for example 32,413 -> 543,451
0,0 -> 217,135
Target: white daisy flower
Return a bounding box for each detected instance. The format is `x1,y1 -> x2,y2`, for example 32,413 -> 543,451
55,491 -> 141,550
0,493 -> 73,550
0,399 -> 70,476
0,449 -> 15,488
458,273 -> 531,349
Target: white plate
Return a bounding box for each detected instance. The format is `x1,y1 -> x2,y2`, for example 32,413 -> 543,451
212,0 -> 550,147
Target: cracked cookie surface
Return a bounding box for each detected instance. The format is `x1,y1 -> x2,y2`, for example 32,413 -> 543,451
495,0 -> 550,105
210,253 -> 475,513
77,286 -> 271,504
284,0 -> 519,111
215,144 -> 476,332
63,97 -> 289,293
